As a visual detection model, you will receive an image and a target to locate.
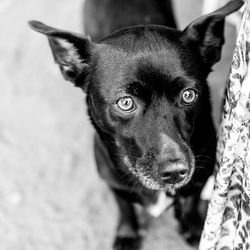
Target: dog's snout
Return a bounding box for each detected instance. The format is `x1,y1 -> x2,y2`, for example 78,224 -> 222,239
157,133 -> 189,183
158,159 -> 188,184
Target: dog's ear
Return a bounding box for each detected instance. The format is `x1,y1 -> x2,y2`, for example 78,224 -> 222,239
29,21 -> 94,89
184,0 -> 243,67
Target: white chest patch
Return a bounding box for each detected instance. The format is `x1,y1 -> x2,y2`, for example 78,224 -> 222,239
146,191 -> 173,218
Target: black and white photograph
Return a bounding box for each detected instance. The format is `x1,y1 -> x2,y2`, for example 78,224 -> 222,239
1,0 -> 250,249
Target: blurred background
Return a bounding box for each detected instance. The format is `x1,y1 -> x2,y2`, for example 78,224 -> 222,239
0,0 -> 238,249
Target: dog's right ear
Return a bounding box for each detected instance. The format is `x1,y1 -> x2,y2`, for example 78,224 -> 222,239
29,21 -> 94,90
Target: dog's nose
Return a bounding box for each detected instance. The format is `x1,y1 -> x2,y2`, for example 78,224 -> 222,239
158,159 -> 188,184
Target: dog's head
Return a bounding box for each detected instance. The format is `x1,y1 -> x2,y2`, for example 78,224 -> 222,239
29,0 -> 242,192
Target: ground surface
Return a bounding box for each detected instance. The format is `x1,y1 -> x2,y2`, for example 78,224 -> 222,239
0,0 -> 236,249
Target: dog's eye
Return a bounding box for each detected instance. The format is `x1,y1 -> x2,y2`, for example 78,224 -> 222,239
181,89 -> 197,105
116,97 -> 136,112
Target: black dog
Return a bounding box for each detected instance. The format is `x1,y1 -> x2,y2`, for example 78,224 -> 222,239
29,0 -> 243,249
83,0 -> 177,41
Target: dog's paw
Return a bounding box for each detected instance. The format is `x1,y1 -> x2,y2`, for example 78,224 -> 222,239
113,236 -> 141,250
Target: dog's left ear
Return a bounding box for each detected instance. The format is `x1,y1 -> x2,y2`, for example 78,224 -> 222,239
184,0 -> 243,67
29,21 -> 94,89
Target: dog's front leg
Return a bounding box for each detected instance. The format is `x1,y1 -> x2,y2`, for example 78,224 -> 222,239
174,191 -> 205,246
112,189 -> 142,250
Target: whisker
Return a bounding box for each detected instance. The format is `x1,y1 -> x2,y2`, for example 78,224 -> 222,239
195,165 -> 207,170
120,170 -> 132,181
130,179 -> 140,193
195,155 -> 212,160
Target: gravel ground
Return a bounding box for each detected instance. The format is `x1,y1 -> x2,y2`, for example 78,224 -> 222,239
0,0 -> 236,249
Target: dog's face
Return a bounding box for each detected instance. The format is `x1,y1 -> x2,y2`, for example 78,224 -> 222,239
29,0 -> 242,192
88,28 -> 205,191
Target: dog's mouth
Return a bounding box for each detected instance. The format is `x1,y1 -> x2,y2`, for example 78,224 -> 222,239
123,155 -> 195,193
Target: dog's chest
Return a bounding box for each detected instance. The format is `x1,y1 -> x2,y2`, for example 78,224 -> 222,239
145,191 -> 173,217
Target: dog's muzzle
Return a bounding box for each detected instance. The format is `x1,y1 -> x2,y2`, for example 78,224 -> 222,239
157,158 -> 189,184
